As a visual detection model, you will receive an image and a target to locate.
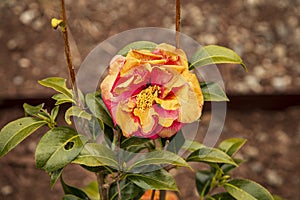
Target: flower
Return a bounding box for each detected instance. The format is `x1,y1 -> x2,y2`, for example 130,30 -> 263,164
100,43 -> 203,139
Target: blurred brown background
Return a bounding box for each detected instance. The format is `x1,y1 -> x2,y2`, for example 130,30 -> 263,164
0,0 -> 299,199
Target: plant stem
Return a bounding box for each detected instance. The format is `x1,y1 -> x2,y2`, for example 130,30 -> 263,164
151,190 -> 156,200
97,172 -> 108,200
159,190 -> 166,200
60,0 -> 79,103
175,0 -> 181,48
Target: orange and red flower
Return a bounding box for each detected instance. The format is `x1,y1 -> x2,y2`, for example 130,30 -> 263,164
100,43 -> 203,139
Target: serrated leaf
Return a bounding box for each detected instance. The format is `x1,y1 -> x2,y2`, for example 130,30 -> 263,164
118,41 -> 157,56
85,93 -> 114,128
128,150 -> 190,172
224,179 -> 274,200
189,45 -> 247,70
218,138 -> 247,156
127,169 -> 178,191
35,127 -> 86,172
38,77 -> 73,99
61,176 -> 89,199
200,82 -> 229,102
72,143 -> 118,169
0,117 -> 47,157
196,170 -> 214,197
65,106 -> 92,125
52,93 -> 75,105
186,146 -> 237,166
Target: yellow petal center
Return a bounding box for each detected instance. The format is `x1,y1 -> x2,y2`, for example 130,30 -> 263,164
135,85 -> 161,111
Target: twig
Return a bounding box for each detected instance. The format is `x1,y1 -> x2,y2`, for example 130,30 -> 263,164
97,172 -> 108,200
60,0 -> 79,103
151,190 -> 156,200
175,0 -> 181,48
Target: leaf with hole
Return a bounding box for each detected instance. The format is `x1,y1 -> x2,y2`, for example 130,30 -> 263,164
224,179 -> 274,200
118,41 -> 157,56
200,82 -> 229,102
189,45 -> 247,70
0,117 -> 47,157
35,127 -> 87,172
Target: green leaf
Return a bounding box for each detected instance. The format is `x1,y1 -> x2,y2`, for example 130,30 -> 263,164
189,45 -> 247,70
196,170 -> 214,197
166,130 -> 185,154
50,106 -> 60,122
127,169 -> 178,191
52,93 -> 75,105
118,41 -> 157,56
218,138 -> 247,156
128,150 -> 190,172
35,127 -> 86,172
23,103 -> 45,117
121,137 -> 151,150
186,146 -> 237,166
88,117 -> 103,141
38,77 -> 73,99
85,93 -> 114,128
210,192 -> 236,200
61,176 -> 89,199
50,168 -> 63,188
182,140 -> 204,152
62,194 -> 84,200
72,143 -> 119,169
65,106 -> 92,125
109,180 -> 144,200
221,158 -> 245,173
0,117 -> 47,157
224,179 -> 274,200
200,82 -> 229,102
81,181 -> 99,200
